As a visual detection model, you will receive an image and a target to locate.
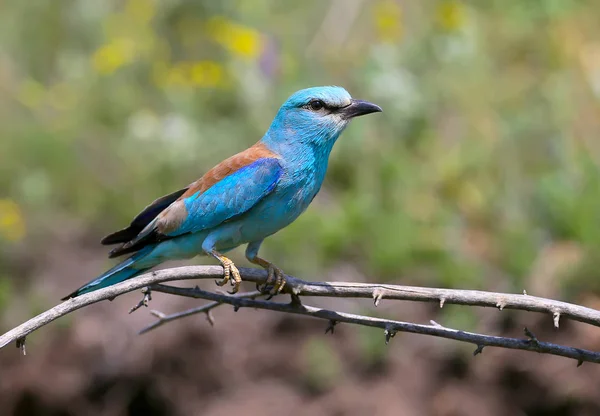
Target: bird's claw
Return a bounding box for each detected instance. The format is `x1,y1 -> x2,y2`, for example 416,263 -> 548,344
215,259 -> 242,294
258,264 -> 286,299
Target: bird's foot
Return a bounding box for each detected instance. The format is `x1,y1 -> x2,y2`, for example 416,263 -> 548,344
257,263 -> 286,299
214,257 -> 242,294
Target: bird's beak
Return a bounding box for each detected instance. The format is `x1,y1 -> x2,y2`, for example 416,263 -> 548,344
340,99 -> 383,119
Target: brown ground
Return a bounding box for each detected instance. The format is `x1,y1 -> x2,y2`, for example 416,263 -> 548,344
2,232 -> 600,416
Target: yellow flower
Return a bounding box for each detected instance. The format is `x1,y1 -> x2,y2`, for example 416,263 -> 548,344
206,16 -> 263,60
436,0 -> 467,32
229,28 -> 262,59
0,199 -> 26,242
92,38 -> 136,75
374,0 -> 403,42
158,61 -> 227,89
190,61 -> 224,88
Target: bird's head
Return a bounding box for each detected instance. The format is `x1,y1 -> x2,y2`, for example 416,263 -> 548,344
264,86 -> 382,150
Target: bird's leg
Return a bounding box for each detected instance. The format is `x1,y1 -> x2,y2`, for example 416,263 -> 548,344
245,241 -> 286,297
251,257 -> 287,296
209,250 -> 242,294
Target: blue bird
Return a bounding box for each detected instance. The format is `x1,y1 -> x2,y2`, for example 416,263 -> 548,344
63,86 -> 382,299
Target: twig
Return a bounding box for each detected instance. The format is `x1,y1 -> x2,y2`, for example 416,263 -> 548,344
325,320 -> 337,334
129,287 -> 152,314
524,327 -> 539,347
1,266 -> 599,366
137,290 -> 262,335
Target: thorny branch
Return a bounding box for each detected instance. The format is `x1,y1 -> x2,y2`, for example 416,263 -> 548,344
1,265 -> 600,366
137,290 -> 263,335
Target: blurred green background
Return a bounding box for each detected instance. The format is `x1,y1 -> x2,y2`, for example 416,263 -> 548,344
1,1 -> 600,415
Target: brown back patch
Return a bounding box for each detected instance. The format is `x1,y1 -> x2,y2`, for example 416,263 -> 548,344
155,142 -> 279,235
182,142 -> 279,198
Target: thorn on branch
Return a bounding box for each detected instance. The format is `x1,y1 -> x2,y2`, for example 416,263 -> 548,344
577,359 -> 583,368
430,320 -> 445,329
496,300 -> 506,311
373,291 -> 383,307
325,320 -> 337,335
439,297 -> 445,308
129,287 -> 152,314
205,310 -> 215,327
150,310 -> 167,320
384,328 -> 397,345
553,311 -> 561,329
233,304 -> 240,312
524,327 -> 539,347
523,290 -> 528,295
290,293 -> 303,307
473,345 -> 484,356
16,337 -> 26,356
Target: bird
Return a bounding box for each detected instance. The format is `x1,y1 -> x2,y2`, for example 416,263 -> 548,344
63,86 -> 382,300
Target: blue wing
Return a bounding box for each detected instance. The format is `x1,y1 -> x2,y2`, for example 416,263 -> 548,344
173,157 -> 282,235
110,157 -> 282,256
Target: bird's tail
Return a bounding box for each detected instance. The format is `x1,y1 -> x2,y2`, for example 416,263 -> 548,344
61,246 -> 154,300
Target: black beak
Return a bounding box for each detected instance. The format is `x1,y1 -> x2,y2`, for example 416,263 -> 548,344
340,99 -> 382,119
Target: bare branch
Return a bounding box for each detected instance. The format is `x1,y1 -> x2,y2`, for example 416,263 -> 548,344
1,265 -> 599,366
150,284 -> 600,364
137,290 -> 262,335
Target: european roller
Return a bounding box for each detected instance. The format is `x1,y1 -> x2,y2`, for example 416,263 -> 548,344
63,86 -> 382,299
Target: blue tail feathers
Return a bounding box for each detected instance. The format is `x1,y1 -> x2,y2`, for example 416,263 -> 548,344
61,246 -> 153,300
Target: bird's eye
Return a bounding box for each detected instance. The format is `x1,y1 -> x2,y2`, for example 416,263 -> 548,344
308,99 -> 325,111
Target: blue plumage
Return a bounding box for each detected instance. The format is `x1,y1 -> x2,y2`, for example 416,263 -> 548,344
66,246 -> 154,297
179,158 -> 282,235
63,86 -> 381,299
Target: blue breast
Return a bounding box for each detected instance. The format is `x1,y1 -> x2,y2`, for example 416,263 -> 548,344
232,147 -> 329,243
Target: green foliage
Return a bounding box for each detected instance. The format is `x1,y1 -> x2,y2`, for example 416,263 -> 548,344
1,0 -> 600,307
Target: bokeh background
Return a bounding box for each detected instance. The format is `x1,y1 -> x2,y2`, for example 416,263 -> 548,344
1,0 -> 600,415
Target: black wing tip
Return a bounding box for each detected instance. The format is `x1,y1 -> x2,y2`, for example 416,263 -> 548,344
107,232 -> 159,258
101,228 -> 135,245
108,246 -> 125,258
101,187 -> 188,246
